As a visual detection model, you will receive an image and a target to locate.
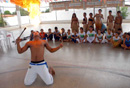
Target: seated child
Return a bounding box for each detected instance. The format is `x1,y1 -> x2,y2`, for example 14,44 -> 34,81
121,33 -> 130,50
118,28 -> 124,41
77,27 -> 86,43
101,23 -> 107,34
30,30 -> 34,41
47,28 -> 53,41
96,30 -> 104,43
54,27 -> 61,41
60,28 -> 67,42
67,29 -> 72,42
40,29 -> 47,40
84,26 -> 96,43
71,31 -> 78,43
105,29 -> 113,43
111,32 -> 122,48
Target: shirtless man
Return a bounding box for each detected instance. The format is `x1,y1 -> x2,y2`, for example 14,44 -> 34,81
107,10 -> 114,31
16,32 -> 63,86
114,11 -> 122,32
94,9 -> 104,32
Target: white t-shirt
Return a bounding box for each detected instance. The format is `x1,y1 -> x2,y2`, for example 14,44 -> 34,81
87,31 -> 96,38
67,33 -> 72,39
97,34 -> 103,40
106,32 -> 113,40
113,36 -> 120,42
78,32 -> 85,38
61,32 -> 66,36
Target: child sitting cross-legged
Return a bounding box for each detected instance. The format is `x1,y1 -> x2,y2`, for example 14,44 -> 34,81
105,28 -> 113,43
71,31 -> 79,43
121,33 -> 130,50
77,27 -> 86,43
96,30 -> 104,44
60,28 -> 67,42
111,32 -> 122,48
67,29 -> 72,42
83,26 -> 96,43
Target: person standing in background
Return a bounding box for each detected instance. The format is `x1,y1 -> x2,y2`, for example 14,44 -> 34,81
114,11 -> 122,32
87,13 -> 95,33
107,10 -> 114,32
82,12 -> 87,32
94,9 -> 104,32
88,13 -> 95,26
71,13 -> 79,33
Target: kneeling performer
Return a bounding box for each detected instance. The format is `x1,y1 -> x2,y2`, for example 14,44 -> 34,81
16,32 -> 63,86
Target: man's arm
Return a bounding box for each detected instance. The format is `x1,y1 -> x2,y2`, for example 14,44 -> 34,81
45,41 -> 63,53
16,38 -> 29,54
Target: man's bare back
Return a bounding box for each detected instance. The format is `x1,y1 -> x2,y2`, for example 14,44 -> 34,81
17,32 -> 63,62
16,31 -> 63,86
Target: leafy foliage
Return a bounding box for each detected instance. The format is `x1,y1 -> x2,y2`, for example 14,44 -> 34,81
4,10 -> 11,15
0,15 -> 7,27
120,7 -> 129,19
45,9 -> 50,13
20,7 -> 29,16
116,6 -> 129,19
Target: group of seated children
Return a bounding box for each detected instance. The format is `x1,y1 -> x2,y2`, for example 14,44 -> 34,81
30,26 -> 130,50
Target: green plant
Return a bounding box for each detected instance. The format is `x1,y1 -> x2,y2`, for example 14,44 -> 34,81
116,6 -> 129,19
120,7 -> 129,19
0,15 -> 7,27
20,7 -> 29,16
45,9 -> 50,13
116,6 -> 120,11
4,10 -> 11,15
12,11 -> 16,15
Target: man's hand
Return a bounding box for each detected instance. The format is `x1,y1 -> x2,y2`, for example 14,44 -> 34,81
16,37 -> 22,44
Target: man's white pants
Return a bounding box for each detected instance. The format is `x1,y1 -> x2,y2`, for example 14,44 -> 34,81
24,61 -> 53,86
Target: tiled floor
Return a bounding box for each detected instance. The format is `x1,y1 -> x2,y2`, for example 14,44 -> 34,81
0,40 -> 130,88
0,24 -> 130,88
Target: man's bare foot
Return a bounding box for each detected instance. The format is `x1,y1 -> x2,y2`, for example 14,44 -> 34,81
49,67 -> 55,76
